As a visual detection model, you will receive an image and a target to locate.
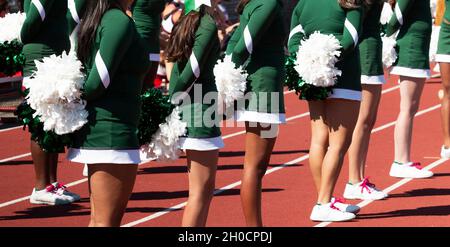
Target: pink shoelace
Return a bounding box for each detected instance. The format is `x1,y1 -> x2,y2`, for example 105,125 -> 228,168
360,177 -> 376,194
45,184 -> 56,193
410,162 -> 423,170
330,197 -> 345,211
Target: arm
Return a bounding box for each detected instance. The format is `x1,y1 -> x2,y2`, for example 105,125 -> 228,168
67,0 -> 86,35
170,15 -> 217,98
287,2 -> 305,54
230,0 -> 280,66
83,13 -> 133,101
340,7 -> 363,58
20,0 -> 55,43
385,0 -> 415,36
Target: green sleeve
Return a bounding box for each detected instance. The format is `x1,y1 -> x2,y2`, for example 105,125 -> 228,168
229,0 -> 280,66
340,7 -> 363,58
83,13 -> 133,101
170,16 -> 217,97
20,0 -> 56,43
225,24 -> 241,56
287,2 -> 305,54
386,0 -> 414,36
67,0 -> 86,35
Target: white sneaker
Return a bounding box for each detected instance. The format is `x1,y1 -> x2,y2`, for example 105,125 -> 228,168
441,146 -> 450,158
82,164 -> 88,177
310,202 -> 356,222
389,162 -> 433,178
343,178 -> 388,200
29,186 -> 73,205
52,182 -> 81,202
331,197 -> 360,214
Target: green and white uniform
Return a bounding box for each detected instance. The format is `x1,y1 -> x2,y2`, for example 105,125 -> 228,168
386,0 -> 432,78
67,0 -> 86,50
360,3 -> 385,85
226,0 -> 286,124
288,0 -> 363,101
132,0 -> 165,63
169,14 -> 224,151
436,0 -> 450,62
68,8 -> 150,164
21,0 -> 70,78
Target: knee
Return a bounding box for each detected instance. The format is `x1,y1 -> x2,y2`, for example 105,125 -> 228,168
361,115 -> 377,131
190,180 -> 216,201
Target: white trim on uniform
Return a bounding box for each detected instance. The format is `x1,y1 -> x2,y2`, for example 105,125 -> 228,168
235,110 -> 286,124
31,0 -> 46,21
149,53 -> 161,62
288,24 -> 305,43
328,88 -> 362,101
361,75 -> 386,85
179,136 -> 224,151
244,25 -> 253,54
390,66 -> 431,78
68,0 -> 81,24
189,53 -> 200,78
95,51 -> 111,88
435,54 -> 450,63
67,148 -> 141,164
344,19 -> 358,47
394,4 -> 403,25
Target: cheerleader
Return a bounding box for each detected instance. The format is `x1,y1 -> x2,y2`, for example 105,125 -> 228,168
21,0 -> 80,205
67,0 -> 149,226
436,0 -> 450,158
345,0 -> 388,201
288,0 -> 363,222
226,0 -> 286,227
166,0 -> 224,227
385,0 -> 434,178
132,0 -> 165,90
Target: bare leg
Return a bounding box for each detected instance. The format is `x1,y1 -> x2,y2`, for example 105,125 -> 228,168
48,153 -> 59,184
30,140 -> 50,190
317,99 -> 359,204
394,76 -> 425,163
240,122 -> 277,227
348,85 -> 382,183
308,101 -> 329,192
88,163 -> 137,227
182,150 -> 218,227
440,62 -> 450,147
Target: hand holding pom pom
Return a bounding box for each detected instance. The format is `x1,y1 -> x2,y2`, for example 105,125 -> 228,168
214,55 -> 248,109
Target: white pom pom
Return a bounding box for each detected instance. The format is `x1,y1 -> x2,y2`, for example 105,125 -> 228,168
214,55 -> 247,108
380,3 -> 393,25
382,35 -> 398,68
295,31 -> 342,87
142,107 -> 187,161
0,12 -> 26,43
429,25 -> 441,62
25,52 -> 88,135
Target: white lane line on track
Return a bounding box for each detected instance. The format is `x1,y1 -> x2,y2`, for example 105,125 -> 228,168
122,103 -> 441,227
0,85 -> 402,209
314,157 -> 448,227
0,126 -> 22,133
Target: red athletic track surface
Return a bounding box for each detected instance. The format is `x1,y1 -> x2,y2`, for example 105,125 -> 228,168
0,71 -> 448,227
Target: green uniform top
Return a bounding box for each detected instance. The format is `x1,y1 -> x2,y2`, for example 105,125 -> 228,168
132,0 -> 165,54
359,3 -> 384,76
386,0 -> 431,70
67,0 -> 86,50
288,0 -> 363,92
437,0 -> 450,56
226,0 -> 286,115
21,0 -> 70,77
73,8 -> 150,150
444,0 -> 450,22
169,14 -> 221,139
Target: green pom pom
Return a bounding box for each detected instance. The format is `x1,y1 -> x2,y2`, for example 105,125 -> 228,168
138,88 -> 173,146
15,89 -> 71,153
0,39 -> 25,76
284,53 -> 333,101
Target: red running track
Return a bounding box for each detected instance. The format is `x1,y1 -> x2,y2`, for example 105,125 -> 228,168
0,72 -> 448,227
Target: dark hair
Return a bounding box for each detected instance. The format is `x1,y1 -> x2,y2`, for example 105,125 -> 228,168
166,5 -> 215,62
338,0 -> 363,9
236,0 -> 251,14
77,0 -> 123,63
